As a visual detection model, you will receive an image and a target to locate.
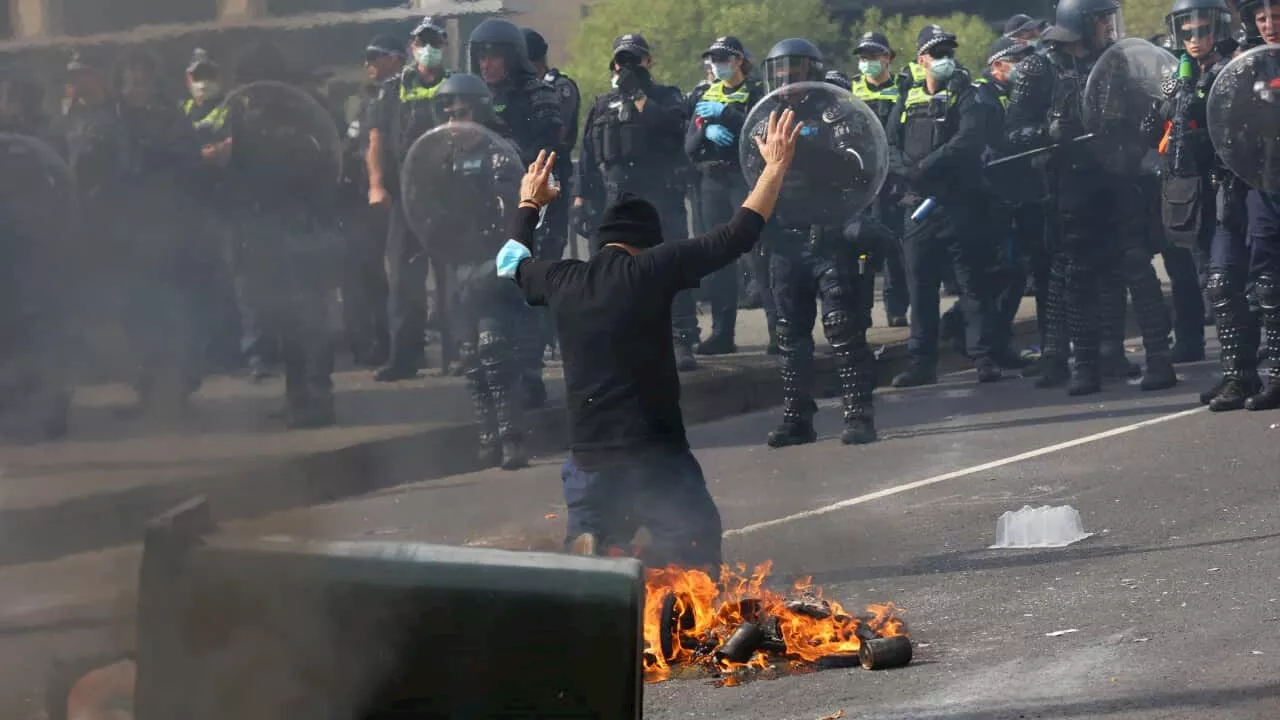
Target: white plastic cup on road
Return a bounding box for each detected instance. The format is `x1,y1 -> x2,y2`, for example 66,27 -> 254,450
991,505 -> 1093,549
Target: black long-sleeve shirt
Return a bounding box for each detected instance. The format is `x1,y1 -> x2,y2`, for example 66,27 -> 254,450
511,206 -> 766,468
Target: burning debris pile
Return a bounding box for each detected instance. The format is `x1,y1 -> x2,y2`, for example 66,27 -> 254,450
642,562 -> 911,685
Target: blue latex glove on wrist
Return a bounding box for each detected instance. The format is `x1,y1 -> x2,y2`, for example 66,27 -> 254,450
496,239 -> 531,279
694,100 -> 726,119
798,124 -> 819,137
706,124 -> 736,147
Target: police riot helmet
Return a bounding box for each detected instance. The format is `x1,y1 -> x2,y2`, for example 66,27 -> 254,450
523,28 -> 549,64
1235,0 -> 1276,44
434,73 -> 494,121
763,38 -> 824,93
468,18 -> 537,80
1042,0 -> 1125,50
1165,0 -> 1232,50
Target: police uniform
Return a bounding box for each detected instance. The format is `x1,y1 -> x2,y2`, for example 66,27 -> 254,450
853,68 -> 909,324
576,34 -> 701,365
887,27 -> 1006,388
685,36 -> 768,354
468,18 -> 566,406
1004,0 -> 1176,395
370,64 -> 449,379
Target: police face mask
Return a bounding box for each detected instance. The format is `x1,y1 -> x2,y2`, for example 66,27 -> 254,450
928,56 -> 956,81
416,44 -> 444,68
712,62 -> 735,81
858,59 -> 883,77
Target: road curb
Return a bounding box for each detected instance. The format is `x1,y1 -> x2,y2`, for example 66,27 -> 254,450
0,314 -> 1042,566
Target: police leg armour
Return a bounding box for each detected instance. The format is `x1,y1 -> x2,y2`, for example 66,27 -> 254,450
479,329 -> 528,470
460,341 -> 499,464
1246,274 -> 1280,411
1204,271 -> 1261,409
1096,272 -> 1139,380
824,310 -> 877,446
1063,258 -> 1102,396
767,318 -> 818,448
1032,255 -> 1070,387
1120,253 -> 1177,390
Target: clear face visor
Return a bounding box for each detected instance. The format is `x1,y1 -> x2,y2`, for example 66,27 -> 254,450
764,56 -> 813,92
1169,9 -> 1230,49
1091,8 -> 1125,46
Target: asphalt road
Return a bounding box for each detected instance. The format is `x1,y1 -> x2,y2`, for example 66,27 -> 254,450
230,342 -> 1280,720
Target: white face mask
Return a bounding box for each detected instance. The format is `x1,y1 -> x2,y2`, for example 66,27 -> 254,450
712,62 -> 735,81
416,45 -> 444,68
858,60 -> 883,77
928,57 -> 956,81
611,74 -> 620,89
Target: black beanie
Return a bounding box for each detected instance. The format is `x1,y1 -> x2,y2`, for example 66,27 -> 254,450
595,193 -> 664,251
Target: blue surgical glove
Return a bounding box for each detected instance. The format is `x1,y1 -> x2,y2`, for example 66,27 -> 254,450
798,124 -> 819,137
706,124 -> 736,147
695,100 -> 726,119
496,239 -> 531,279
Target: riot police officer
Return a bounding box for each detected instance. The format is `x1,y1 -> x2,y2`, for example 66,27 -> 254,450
853,31 -> 910,328
367,17 -> 451,382
215,47 -> 344,428
1198,0 -> 1280,410
1142,0 -> 1235,368
1004,14 -> 1049,43
523,28 -> 579,264
686,36 -> 768,355
576,33 -> 701,371
467,18 -> 564,406
976,37 -> 1039,356
1005,0 -> 1178,395
338,35 -> 404,368
183,50 -> 227,142
415,74 -> 530,467
887,25 -> 1005,387
756,38 -> 880,448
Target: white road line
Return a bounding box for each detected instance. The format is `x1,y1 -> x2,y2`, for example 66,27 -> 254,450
723,405 -> 1206,538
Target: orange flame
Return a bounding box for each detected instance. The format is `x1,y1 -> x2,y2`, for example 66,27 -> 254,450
642,563 -> 906,683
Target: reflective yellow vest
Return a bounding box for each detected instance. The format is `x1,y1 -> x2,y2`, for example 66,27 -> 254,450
851,76 -> 898,105
400,69 -> 447,103
899,62 -> 957,123
183,98 -> 229,131
701,79 -> 752,106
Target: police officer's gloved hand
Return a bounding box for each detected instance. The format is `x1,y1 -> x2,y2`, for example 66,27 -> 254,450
945,67 -> 971,96
496,239 -> 531,279
695,101 -> 726,119
706,125 -> 736,147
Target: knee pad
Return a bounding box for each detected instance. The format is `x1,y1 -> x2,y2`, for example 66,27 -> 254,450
822,310 -> 861,351
1205,271 -> 1240,306
1257,273 -> 1280,311
477,330 -> 510,366
774,318 -> 813,356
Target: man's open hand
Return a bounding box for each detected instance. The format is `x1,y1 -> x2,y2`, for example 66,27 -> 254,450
753,109 -> 802,173
520,150 -> 560,208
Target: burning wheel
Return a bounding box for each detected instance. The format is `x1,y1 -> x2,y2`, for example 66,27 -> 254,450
657,591 -> 695,662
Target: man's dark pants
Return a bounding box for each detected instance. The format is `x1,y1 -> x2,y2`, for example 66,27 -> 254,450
561,449 -> 723,570
878,195 -> 909,319
902,199 -> 1002,365
385,199 -> 427,371
341,201 -> 390,365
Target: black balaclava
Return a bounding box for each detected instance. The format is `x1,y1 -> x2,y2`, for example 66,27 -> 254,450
595,192 -> 663,252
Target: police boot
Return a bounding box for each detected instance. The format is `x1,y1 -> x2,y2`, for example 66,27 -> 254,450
975,356 -> 1004,383
1032,355 -> 1070,388
1206,273 -> 1262,411
1211,376 -> 1261,411
887,314 -> 908,328
1067,361 -> 1102,396
940,307 -> 966,357
674,330 -> 699,371
1199,377 -> 1228,406
1139,354 -> 1177,391
1245,276 -> 1280,411
463,348 -> 501,466
1099,346 -> 1141,379
891,361 -> 937,388
838,348 -> 877,446
1171,342 -> 1206,364
768,333 -> 818,448
696,332 -> 737,356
